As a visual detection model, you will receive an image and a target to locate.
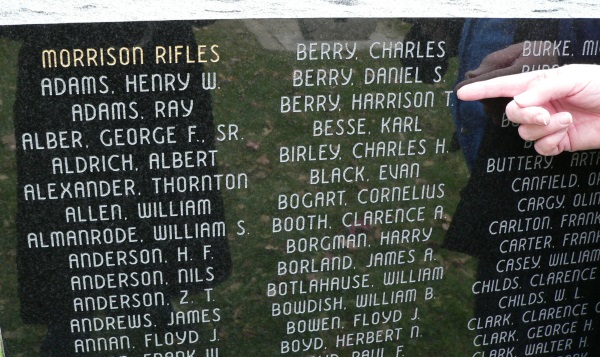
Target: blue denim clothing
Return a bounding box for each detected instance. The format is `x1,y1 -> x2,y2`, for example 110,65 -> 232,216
451,19 -> 517,171
559,19 -> 600,65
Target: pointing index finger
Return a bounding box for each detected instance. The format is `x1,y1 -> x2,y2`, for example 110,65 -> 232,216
456,70 -> 546,102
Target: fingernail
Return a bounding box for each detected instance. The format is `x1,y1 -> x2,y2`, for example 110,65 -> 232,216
514,92 -> 538,107
559,114 -> 573,126
534,114 -> 548,126
513,94 -> 527,106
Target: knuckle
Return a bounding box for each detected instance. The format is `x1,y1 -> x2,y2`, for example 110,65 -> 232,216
518,125 -> 535,142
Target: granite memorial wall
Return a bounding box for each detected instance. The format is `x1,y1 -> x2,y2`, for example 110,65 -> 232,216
0,18 -> 598,356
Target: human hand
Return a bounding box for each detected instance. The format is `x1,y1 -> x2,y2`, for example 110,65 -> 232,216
457,64 -> 600,155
